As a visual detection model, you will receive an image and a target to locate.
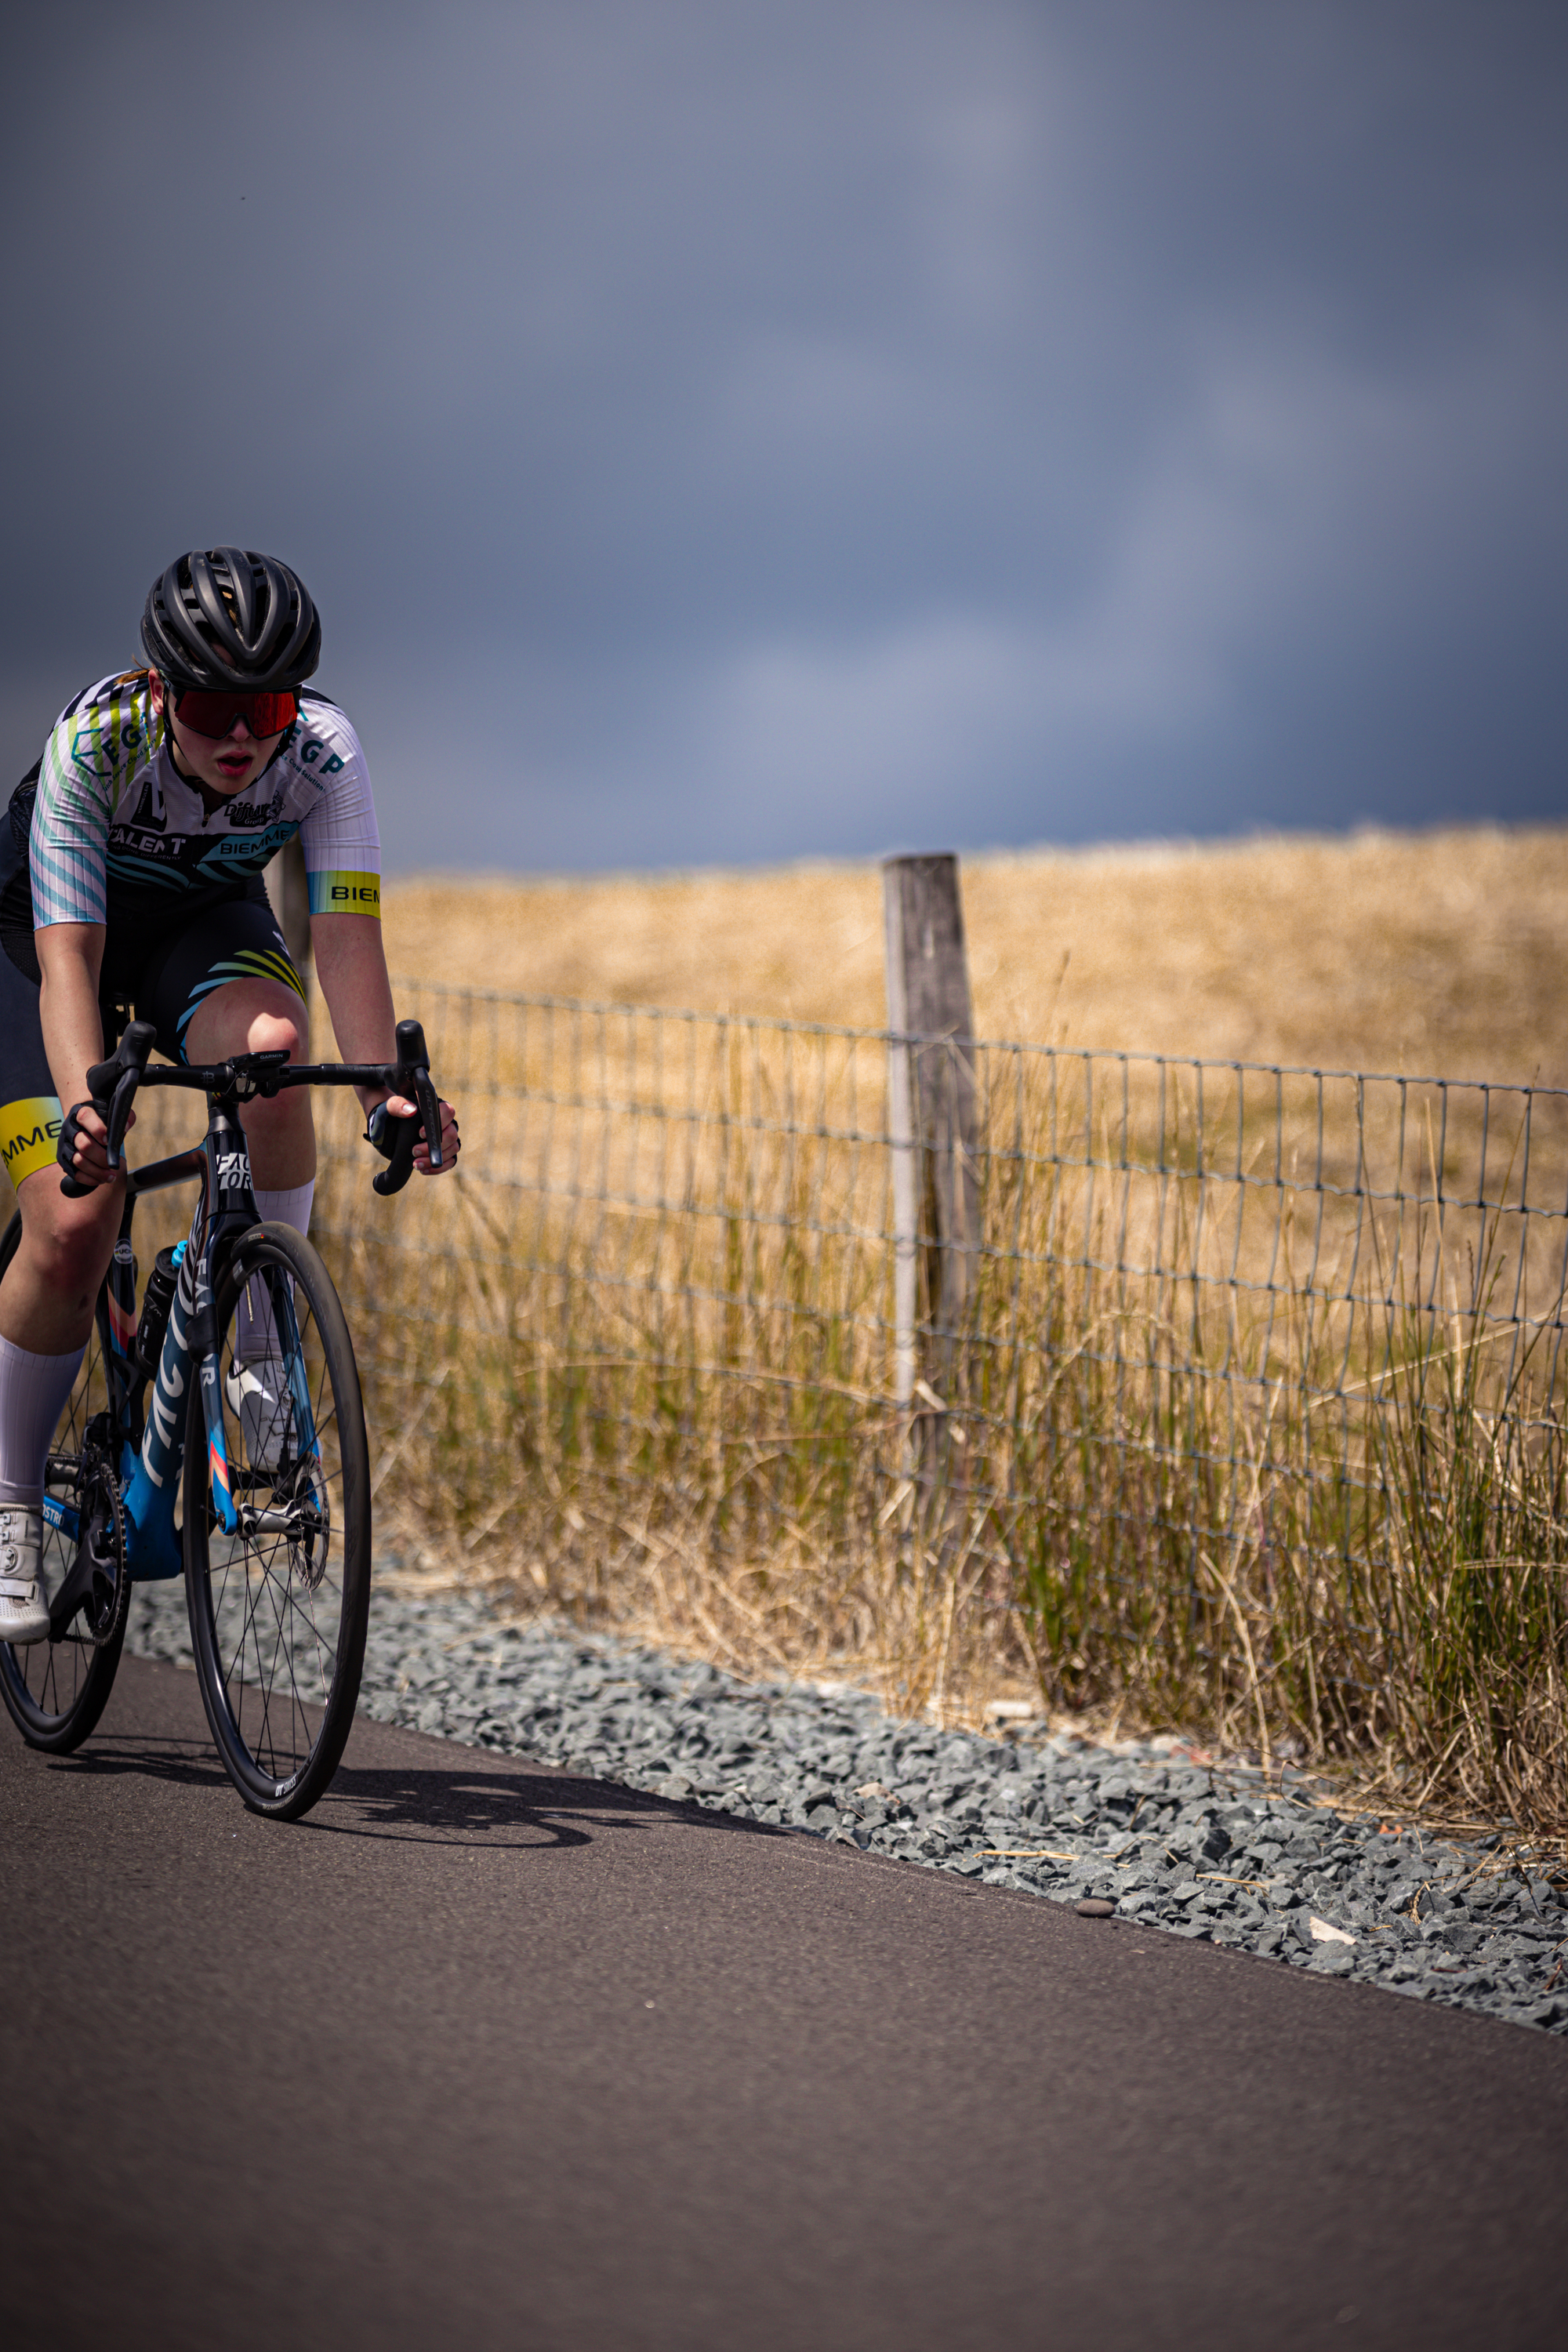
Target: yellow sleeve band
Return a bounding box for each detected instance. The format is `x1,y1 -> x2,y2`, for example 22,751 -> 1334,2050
307,869 -> 381,917
0,1096 -> 64,1187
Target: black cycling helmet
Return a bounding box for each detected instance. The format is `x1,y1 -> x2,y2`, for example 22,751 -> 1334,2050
140,546 -> 321,691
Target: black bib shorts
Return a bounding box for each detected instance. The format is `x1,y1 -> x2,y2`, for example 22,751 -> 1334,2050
0,779 -> 306,1192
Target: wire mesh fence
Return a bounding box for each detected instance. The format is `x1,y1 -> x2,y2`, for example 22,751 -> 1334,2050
294,978 -> 1568,1787
93,974 -> 1568,1803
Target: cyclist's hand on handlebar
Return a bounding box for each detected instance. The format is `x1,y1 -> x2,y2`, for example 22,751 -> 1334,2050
367,1093 -> 460,1176
56,1098 -> 135,1191
56,1020 -> 153,1192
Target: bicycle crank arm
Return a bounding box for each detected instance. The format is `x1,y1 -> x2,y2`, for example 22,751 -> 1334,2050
47,1550 -> 110,1640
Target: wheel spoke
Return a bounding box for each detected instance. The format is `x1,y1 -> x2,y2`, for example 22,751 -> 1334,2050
185,1227 -> 368,1817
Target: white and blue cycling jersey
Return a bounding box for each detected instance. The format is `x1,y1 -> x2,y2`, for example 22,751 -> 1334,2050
24,670 -> 382,934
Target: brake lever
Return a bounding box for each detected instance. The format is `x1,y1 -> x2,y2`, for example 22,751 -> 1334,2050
60,1020 -> 156,1196
412,1069 -> 443,1171
371,1018 -> 437,1198
84,1019 -> 156,1111
104,1069 -> 139,1167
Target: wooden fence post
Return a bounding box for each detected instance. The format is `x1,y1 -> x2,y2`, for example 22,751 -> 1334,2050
882,855 -> 979,1418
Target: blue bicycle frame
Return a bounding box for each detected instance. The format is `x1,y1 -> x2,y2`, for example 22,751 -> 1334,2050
47,1116 -> 306,1581
48,1016 -> 439,1591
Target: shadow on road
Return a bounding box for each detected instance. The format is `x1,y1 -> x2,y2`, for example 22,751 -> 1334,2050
33,1675 -> 810,1860
42,1735 -> 232,1795
304,1759 -> 802,1854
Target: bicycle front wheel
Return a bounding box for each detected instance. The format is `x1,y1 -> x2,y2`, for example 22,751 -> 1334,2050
0,1211 -> 126,1753
183,1221 -> 371,1820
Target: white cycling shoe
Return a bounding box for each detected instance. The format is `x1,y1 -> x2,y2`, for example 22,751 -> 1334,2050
0,1503 -> 49,1646
225,1359 -> 295,1473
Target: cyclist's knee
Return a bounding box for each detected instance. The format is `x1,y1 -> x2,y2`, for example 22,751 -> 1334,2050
14,1171 -> 119,1294
256,1007 -> 303,1058
243,1000 -> 304,1062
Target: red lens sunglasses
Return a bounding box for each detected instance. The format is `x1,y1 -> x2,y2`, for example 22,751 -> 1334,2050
172,686 -> 298,739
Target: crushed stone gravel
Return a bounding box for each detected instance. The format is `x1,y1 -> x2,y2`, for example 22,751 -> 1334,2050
124,1579 -> 1568,2037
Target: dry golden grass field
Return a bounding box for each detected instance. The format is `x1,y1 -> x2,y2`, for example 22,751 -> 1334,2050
377,825 -> 1568,1086
347,826 -> 1568,1837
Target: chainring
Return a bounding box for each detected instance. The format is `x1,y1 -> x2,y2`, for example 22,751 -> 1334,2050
49,1454 -> 129,1650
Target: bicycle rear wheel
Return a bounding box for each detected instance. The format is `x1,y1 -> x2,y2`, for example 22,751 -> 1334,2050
183,1221 -> 371,1820
0,1210 -> 128,1753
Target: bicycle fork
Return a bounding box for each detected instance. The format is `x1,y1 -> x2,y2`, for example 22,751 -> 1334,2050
118,1120 -> 321,1577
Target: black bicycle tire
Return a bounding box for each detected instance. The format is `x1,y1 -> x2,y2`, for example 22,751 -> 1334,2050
0,1209 -> 127,1753
183,1220 -> 371,1822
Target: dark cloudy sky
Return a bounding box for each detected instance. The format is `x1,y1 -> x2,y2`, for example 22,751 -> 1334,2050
3,1 -> 1564,873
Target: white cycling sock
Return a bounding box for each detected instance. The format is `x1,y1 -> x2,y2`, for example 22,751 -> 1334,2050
254,1181 -> 314,1238
237,1181 -> 314,1365
0,1334 -> 86,1508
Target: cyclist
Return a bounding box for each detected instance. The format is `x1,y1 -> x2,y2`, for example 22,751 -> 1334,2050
0,546 -> 459,1643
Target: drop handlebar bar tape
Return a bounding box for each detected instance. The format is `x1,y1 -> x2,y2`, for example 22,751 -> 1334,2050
58,1021 -> 158,1196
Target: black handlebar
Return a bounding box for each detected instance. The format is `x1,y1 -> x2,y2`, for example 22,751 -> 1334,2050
84,1017 -> 157,1114
372,1019 -> 441,1197
60,1022 -> 157,1198
59,1015 -> 445,1200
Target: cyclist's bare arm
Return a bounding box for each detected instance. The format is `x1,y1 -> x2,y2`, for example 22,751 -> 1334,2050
310,912 -> 458,1174
37,922 -> 126,1185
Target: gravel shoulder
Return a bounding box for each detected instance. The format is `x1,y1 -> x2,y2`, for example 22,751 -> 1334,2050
125,1577 -> 1568,2037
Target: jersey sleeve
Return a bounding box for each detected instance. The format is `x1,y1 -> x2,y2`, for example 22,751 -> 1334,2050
296,703 -> 383,920
29,703 -> 118,927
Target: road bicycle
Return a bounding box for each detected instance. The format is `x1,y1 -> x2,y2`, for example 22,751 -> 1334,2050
0,1014 -> 443,1820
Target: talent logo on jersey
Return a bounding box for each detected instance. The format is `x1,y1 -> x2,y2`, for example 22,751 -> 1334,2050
309,869 -> 381,916
110,829 -> 184,862
0,1096 -> 64,1185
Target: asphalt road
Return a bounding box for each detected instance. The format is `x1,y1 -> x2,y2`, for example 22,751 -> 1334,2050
5,1654 -> 1567,2352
